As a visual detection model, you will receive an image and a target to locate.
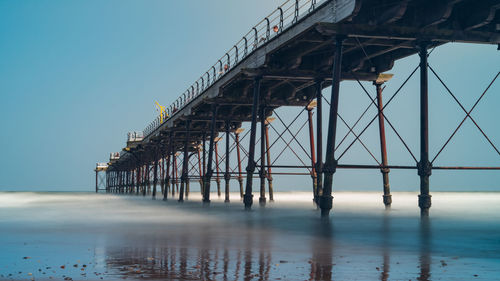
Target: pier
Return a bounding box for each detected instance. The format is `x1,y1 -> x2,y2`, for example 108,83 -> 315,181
97,0 -> 500,216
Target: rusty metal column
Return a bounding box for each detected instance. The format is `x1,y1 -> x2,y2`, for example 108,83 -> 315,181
375,81 -> 392,207
131,169 -> 135,193
235,130 -> 244,198
202,131 -> 207,195
264,122 -> 274,202
307,103 -> 317,202
259,105 -> 267,206
244,76 -> 261,210
136,165 -> 141,195
164,135 -> 172,200
152,160 -> 158,199
172,153 -> 177,196
321,37 -> 344,216
418,42 -> 432,216
143,164 -> 148,196
197,147 -> 203,195
203,104 -> 218,203
215,140 -> 221,197
160,157 -> 165,195
315,79 -> 324,204
224,120 -> 231,203
95,170 -> 98,193
179,120 -> 191,202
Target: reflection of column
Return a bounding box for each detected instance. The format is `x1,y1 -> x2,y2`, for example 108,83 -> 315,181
235,250 -> 242,280
380,212 -> 390,281
310,219 -> 334,280
223,248 -> 229,281
418,217 -> 431,281
244,249 -> 252,281
179,247 -> 187,279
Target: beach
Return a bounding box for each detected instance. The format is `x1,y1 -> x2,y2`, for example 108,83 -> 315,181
1,191 -> 500,280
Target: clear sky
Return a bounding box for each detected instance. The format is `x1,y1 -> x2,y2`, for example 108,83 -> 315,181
0,0 -> 499,192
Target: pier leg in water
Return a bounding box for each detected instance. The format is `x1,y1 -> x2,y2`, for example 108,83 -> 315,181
203,104 -> 218,203
315,78 -> 324,205
264,122 -> 274,202
244,76 -> 261,210
321,36 -> 344,217
202,131 -> 207,195
235,129 -> 244,199
197,147 -> 203,195
160,157 -> 165,195
179,120 -> 191,202
215,140 -> 221,198
259,105 -> 267,206
152,160 -> 158,199
418,41 -> 432,216
163,138 -> 171,201
143,165 -> 148,196
95,170 -> 98,193
224,120 -> 231,203
375,78 -> 392,208
172,153 -> 177,197
307,102 -> 317,202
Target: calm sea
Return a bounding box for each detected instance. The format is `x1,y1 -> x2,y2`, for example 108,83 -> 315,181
1,191 -> 499,280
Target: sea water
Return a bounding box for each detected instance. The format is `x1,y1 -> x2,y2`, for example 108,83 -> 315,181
1,191 -> 499,280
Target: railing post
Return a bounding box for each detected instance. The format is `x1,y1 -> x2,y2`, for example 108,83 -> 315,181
244,76 -> 261,210
224,120 -> 231,203
321,36 -> 345,216
179,120 -> 191,202
375,81 -> 392,207
203,104 -> 219,203
418,41 -> 432,217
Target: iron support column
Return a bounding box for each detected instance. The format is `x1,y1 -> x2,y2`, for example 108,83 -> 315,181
164,136 -> 172,201
152,160 -> 158,199
236,132 -> 244,198
179,120 -> 191,202
143,165 -> 148,196
160,158 -> 165,195
215,141 -> 221,197
315,79 -> 324,204
172,153 -> 177,196
259,106 -> 267,206
418,42 -> 432,216
264,123 -> 274,201
375,81 -> 392,207
203,104 -> 218,203
197,148 -> 203,195
244,77 -> 261,209
95,170 -> 98,193
224,120 -> 231,203
307,105 -> 317,202
321,36 -> 344,216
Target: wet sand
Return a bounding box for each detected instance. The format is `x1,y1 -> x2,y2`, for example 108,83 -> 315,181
1,191 -> 499,280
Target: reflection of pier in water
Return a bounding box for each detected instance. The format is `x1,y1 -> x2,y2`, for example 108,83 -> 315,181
102,216 -> 433,280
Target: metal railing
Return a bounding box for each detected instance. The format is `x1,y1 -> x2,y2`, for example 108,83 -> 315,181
143,0 -> 328,137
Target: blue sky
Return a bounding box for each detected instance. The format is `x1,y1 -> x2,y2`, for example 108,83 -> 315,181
0,0 -> 498,192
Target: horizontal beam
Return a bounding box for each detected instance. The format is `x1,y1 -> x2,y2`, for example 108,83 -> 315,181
316,23 -> 500,44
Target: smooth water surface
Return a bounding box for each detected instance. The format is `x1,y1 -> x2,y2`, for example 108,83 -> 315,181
1,191 -> 499,280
